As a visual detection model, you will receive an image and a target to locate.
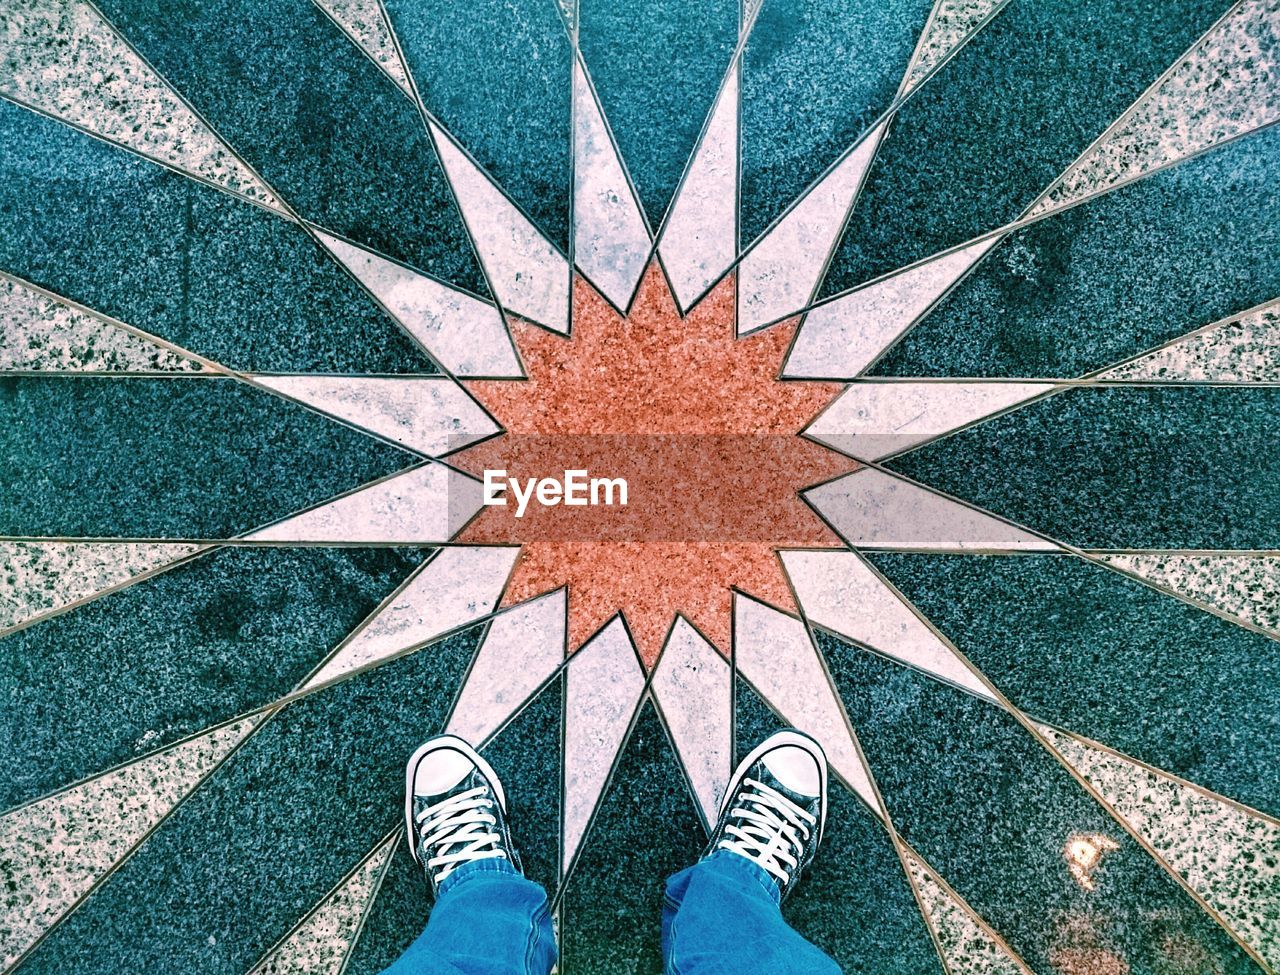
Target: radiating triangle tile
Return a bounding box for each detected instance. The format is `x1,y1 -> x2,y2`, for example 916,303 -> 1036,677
1029,0 -> 1280,219
301,546 -> 518,691
446,588 -> 567,747
733,594 -> 882,815
313,229 -> 521,377
1036,723 -> 1280,970
804,468 -> 1057,551
312,0 -> 414,97
780,550 -> 996,702
0,717 -> 258,970
251,375 -> 498,457
0,541 -> 207,633
784,236 -> 998,377
902,847 -> 1032,975
0,0 -> 282,211
572,59 -> 651,310
0,274 -> 207,373
561,617 -> 646,876
1094,552 -> 1280,639
428,120 -> 571,334
243,463 -> 483,544
900,0 -> 1008,95
658,62 -> 739,312
804,381 -> 1054,461
247,833 -> 398,975
651,618 -> 732,829
1094,298 -> 1280,383
737,121 -> 886,335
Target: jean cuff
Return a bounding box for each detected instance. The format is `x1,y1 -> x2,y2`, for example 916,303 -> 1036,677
701,849 -> 782,906
436,856 -> 521,898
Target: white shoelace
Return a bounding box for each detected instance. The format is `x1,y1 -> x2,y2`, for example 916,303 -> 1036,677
716,777 -> 816,885
415,786 -> 506,884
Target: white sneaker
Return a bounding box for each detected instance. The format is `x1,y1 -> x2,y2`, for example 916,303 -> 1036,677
404,735 -> 521,896
705,729 -> 828,899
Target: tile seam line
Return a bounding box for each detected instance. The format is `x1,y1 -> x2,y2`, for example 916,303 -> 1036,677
307,0 -> 415,101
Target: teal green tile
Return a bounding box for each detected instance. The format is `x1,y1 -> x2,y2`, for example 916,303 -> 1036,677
383,0 -> 572,251
581,0 -> 736,226
92,0 -> 487,292
863,553 -> 1280,818
740,0 -> 935,246
824,0 -> 1226,295
19,626 -> 482,975
887,386 -> 1280,550
0,546 -> 425,811
0,377 -> 414,537
0,99 -> 432,374
872,124 -> 1280,377
821,634 -> 1262,974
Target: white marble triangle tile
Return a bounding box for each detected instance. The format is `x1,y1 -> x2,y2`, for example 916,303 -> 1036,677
448,588 -> 567,748
248,833 -> 397,975
658,62 -> 739,312
903,849 -> 1032,975
1095,552 -> 1280,638
804,381 -> 1054,461
733,594 -> 882,815
0,0 -> 282,211
302,546 -> 519,691
1029,0 -> 1280,219
0,717 -> 259,969
312,0 -> 414,97
428,120 -> 571,334
0,541 -> 207,633
313,230 -> 521,377
737,121 -> 887,335
243,464 -> 484,544
651,619 -> 732,829
804,468 -> 1057,552
251,375 -> 498,458
1036,723 -> 1280,969
561,617 -> 646,876
0,275 -> 207,373
784,236 -> 998,377
572,58 -> 651,310
900,0 -> 1008,96
1094,299 -> 1280,383
780,550 -> 996,703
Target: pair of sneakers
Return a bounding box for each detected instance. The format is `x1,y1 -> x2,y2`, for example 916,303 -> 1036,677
406,729 -> 828,899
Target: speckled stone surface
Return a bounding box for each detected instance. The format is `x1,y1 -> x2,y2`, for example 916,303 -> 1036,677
1030,0 -> 1280,218
0,99 -> 431,375
0,276 -> 205,373
0,540 -> 203,633
1099,299 -> 1280,383
0,0 -> 280,210
1038,724 -> 1280,970
312,0 -> 413,96
18,627 -> 481,975
92,0 -> 486,291
580,0 -> 736,225
383,0 -> 571,251
825,0 -> 1226,295
901,0 -> 1006,93
1096,551 -> 1280,637
0,717 -> 258,971
863,553 -> 1280,820
0,546 -> 425,810
872,123 -> 1280,378
888,386 -> 1280,550
821,632 -> 1262,975
0,378 -> 415,538
739,0 -> 934,246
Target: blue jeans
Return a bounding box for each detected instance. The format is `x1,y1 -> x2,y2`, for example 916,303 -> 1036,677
381,851 -> 841,975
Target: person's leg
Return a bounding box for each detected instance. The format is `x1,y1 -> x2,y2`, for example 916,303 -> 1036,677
662,731 -> 841,975
380,735 -> 557,975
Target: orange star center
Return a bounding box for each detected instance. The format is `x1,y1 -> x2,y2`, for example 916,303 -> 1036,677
457,263 -> 857,666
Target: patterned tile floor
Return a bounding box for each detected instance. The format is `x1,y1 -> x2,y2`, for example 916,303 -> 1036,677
0,0 -> 1278,972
